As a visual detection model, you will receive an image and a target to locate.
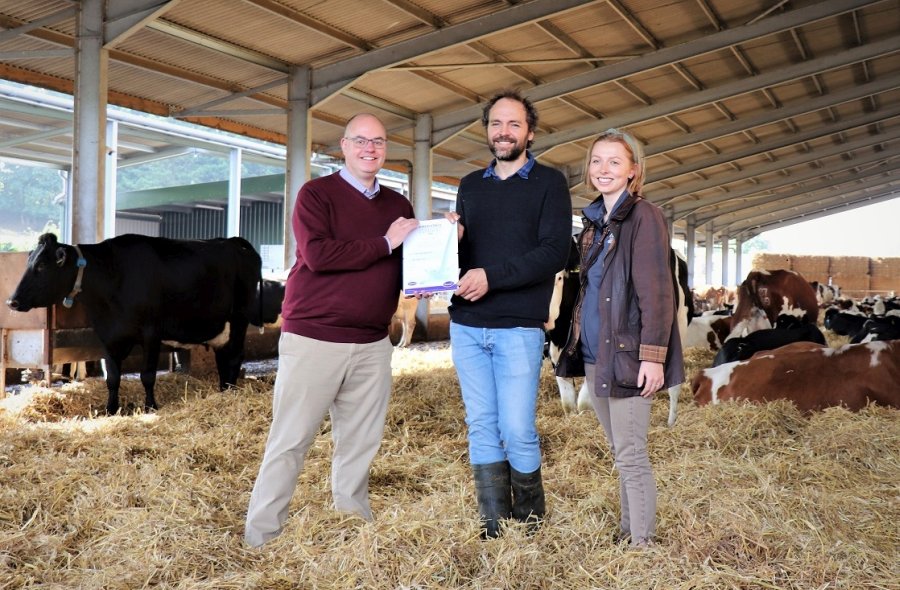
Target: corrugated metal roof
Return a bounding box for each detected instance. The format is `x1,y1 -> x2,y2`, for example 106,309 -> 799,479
0,0 -> 896,242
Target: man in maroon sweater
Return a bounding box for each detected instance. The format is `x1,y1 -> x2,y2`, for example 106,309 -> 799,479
245,113 -> 419,547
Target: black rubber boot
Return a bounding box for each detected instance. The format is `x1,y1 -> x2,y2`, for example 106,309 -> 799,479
511,465 -> 546,533
472,461 -> 512,539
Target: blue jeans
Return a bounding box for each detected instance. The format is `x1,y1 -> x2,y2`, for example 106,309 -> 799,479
450,321 -> 545,473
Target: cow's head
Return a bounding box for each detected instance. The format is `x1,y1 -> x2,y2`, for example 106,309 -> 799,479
6,233 -> 78,312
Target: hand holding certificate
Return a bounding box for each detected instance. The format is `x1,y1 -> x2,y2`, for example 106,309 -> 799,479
402,218 -> 459,296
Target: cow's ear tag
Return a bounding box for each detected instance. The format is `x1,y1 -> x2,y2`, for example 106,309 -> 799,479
55,247 -> 67,267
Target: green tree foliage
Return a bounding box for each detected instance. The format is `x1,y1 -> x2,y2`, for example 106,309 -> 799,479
742,235 -> 769,253
0,162 -> 65,231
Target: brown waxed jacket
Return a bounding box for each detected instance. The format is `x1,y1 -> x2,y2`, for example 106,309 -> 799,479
555,192 -> 685,397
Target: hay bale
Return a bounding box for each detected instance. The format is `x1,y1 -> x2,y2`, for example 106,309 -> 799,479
751,252 -> 791,271
830,256 -> 870,275
830,272 -> 870,293
870,257 -> 900,295
791,255 -> 831,285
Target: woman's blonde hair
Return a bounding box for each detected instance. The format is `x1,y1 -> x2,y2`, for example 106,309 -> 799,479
583,128 -> 645,196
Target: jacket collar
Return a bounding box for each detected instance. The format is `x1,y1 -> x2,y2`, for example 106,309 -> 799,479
583,191 -> 641,227
607,191 -> 641,223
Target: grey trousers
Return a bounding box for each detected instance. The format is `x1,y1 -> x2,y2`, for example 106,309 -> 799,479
244,332 -> 393,547
585,363 -> 657,544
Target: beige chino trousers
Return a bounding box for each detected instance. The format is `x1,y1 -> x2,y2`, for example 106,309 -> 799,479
585,363 -> 657,545
244,332 -> 393,547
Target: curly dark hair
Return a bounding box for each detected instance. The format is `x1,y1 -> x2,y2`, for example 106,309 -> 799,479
480,89 -> 538,133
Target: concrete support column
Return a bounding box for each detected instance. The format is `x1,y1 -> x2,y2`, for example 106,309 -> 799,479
664,207 -> 675,241
103,119 -> 117,239
412,113 -> 435,337
227,148 -> 242,237
285,65 -> 312,271
72,0 -> 108,244
720,235 -> 730,286
734,237 -> 744,284
685,216 -> 696,288
705,225 -> 715,286
413,113 -> 433,220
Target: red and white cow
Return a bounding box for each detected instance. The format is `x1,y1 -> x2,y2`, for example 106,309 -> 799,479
683,314 -> 732,351
728,269 -> 818,340
692,340 -> 900,412
692,285 -> 736,313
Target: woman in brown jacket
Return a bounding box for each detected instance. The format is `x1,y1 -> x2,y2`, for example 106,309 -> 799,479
556,128 -> 684,548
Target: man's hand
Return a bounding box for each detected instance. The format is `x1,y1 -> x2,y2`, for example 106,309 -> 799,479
444,211 -> 464,242
456,268 -> 489,301
385,217 -> 420,250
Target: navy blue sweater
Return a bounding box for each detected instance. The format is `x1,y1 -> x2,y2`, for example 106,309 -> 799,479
449,161 -> 573,328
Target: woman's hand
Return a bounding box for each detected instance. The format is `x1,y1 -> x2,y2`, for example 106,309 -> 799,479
637,361 -> 664,398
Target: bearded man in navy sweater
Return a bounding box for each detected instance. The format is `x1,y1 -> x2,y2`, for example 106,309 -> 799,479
447,90 -> 573,538
245,113 -> 420,547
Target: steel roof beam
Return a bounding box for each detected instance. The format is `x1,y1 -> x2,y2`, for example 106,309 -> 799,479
720,184 -> 900,239
310,0 -> 595,104
668,143 -> 897,219
644,76 -> 899,157
242,0 -> 371,51
0,6 -> 76,43
655,125 -> 900,205
722,174 -> 898,229
105,0 -> 182,48
695,164 -> 900,226
0,125 -> 74,148
0,147 -> 72,167
704,167 -> 900,229
733,189 -> 898,240
431,0 -> 883,144
533,35 -> 898,155
564,75 -> 899,184
646,106 -> 900,185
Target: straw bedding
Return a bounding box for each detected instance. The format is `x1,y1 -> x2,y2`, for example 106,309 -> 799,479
1,341 -> 897,589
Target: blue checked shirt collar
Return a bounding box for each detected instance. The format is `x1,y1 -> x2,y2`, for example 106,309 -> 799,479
483,151 -> 536,180
340,167 -> 381,199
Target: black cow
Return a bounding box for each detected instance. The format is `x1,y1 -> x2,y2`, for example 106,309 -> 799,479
250,278 -> 286,327
823,308 -> 868,337
850,314 -> 900,343
6,233 -> 262,414
546,238 -> 584,411
712,323 -> 827,367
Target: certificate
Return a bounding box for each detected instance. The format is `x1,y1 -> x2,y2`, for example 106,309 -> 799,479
402,219 -> 459,296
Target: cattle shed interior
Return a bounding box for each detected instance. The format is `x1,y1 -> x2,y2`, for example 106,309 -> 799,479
0,0 -> 898,286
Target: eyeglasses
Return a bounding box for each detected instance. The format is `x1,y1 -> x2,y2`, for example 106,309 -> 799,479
344,136 -> 387,149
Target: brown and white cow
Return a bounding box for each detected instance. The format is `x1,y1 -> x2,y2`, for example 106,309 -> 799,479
728,269 -> 818,340
692,340 -> 900,412
692,285 -> 736,313
683,314 -> 732,351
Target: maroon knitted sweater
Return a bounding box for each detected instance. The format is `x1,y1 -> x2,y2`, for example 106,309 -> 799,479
280,172 -> 414,343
